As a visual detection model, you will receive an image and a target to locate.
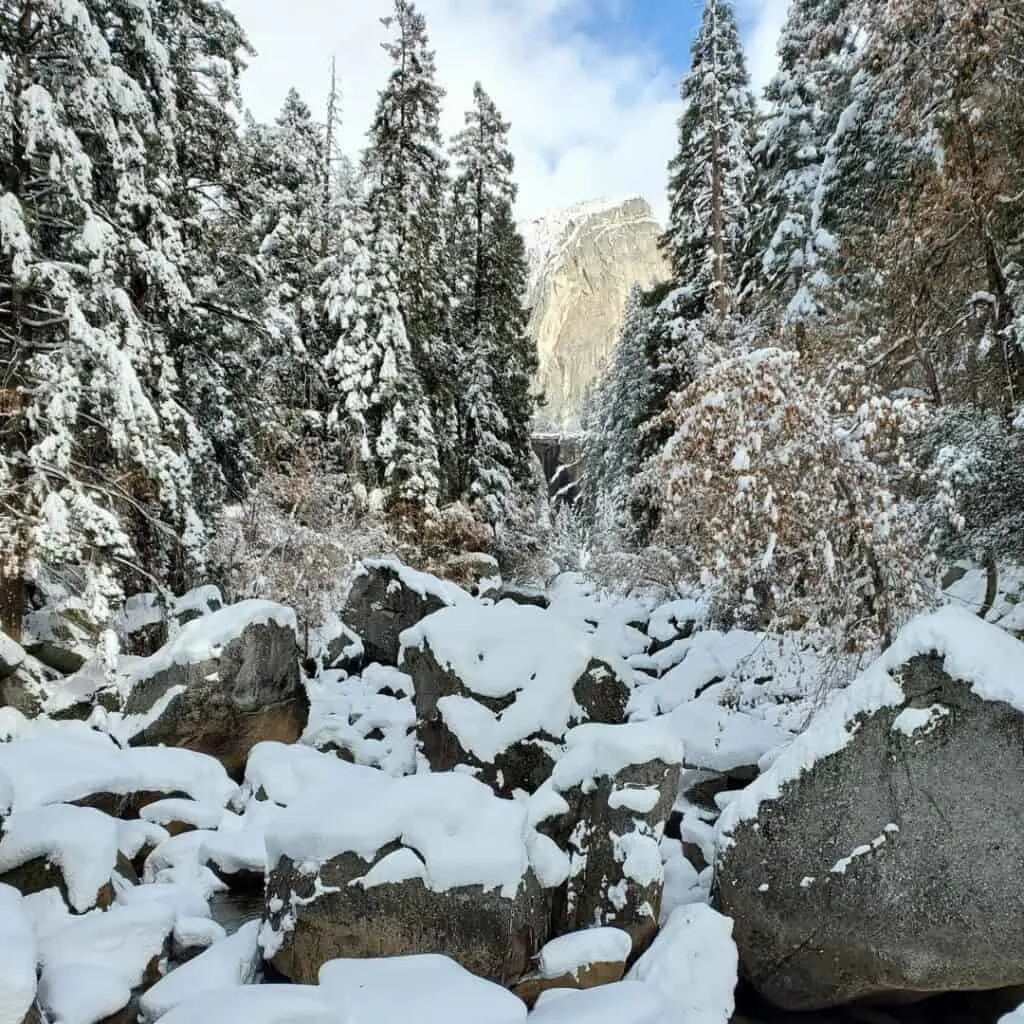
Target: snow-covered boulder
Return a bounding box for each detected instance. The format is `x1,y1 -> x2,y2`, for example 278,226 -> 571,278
260,764 -> 563,986
318,953 -> 527,1023
0,630 -> 25,681
715,607 -> 1024,1010
22,601 -> 101,674
121,600 -> 307,777
117,586 -> 223,659
546,722 -> 682,955
401,601 -> 631,796
0,883 -> 37,1024
341,559 -> 470,668
512,928 -> 632,1007
626,903 -> 737,1024
0,652 -> 64,718
0,803 -> 122,911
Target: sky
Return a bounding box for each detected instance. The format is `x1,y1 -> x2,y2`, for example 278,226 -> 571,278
222,0 -> 789,223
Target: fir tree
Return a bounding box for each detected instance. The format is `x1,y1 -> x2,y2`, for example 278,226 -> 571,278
0,0 -> 248,631
363,0 -> 451,406
448,83 -> 537,524
662,0 -> 757,319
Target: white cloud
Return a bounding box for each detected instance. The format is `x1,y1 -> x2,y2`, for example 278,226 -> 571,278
223,0 -> 785,223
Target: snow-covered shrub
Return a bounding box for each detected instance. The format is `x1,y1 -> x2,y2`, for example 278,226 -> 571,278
644,346 -> 936,649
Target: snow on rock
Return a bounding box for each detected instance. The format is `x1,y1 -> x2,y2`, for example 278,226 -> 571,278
537,928 -> 633,979
0,730 -> 236,812
646,598 -> 707,643
0,803 -> 119,911
140,798 -> 227,832
341,558 -> 471,668
157,985 -> 339,1024
266,768 -> 540,897
0,630 -> 25,678
317,953 -> 527,1024
401,600 -> 633,794
0,884 -> 37,1024
243,740 -> 383,808
117,819 -> 170,861
304,665 -> 416,777
528,980 -> 674,1023
120,600 -> 297,693
552,721 -> 682,794
627,904 -> 737,1024
661,699 -> 792,774
140,919 -> 260,1021
36,900 -> 175,1024
1001,1006 -> 1024,1024
718,605 -> 1024,843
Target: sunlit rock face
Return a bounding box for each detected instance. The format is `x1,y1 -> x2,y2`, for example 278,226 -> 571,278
521,197 -> 668,431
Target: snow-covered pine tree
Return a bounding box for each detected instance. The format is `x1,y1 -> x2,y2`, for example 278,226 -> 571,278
362,1 -> 452,426
661,0 -> 757,320
636,0 -> 758,507
754,0 -> 860,325
321,198 -> 441,509
447,82 -> 537,524
235,91 -> 330,459
0,0 -> 243,632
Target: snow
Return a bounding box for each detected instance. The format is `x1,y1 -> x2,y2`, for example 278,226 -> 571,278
141,797 -> 227,831
122,598 -> 297,691
243,740 -> 368,807
0,803 -> 119,911
608,786 -> 661,813
358,557 -> 471,608
537,928 -> 632,978
36,900 -> 175,1024
158,985 -> 339,1024
318,953 -> 527,1024
529,980 -> 673,1023
627,904 -> 737,1024
647,599 -> 706,643
892,704 -> 949,737
0,731 -> 235,811
0,631 -> 25,674
0,884 -> 37,1024
552,721 -> 681,794
267,768 -> 546,898
718,606 -> 1024,843
661,699 -> 792,773
1000,1006 -> 1024,1024
401,601 -> 630,762
830,824 -> 899,874
140,920 -> 260,1021
117,818 -> 170,860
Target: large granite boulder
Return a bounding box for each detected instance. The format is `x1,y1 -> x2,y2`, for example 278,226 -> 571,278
122,600 -> 306,778
261,764 -> 567,985
22,601 -> 102,674
715,607 -> 1024,1011
340,559 -> 470,668
546,722 -> 681,956
400,600 -> 632,796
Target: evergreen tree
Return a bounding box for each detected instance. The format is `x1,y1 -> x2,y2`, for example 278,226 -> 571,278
662,0 -> 757,320
362,0 -> 451,408
0,0 -> 249,631
321,202 -> 441,507
236,92 -> 329,458
448,83 -> 537,524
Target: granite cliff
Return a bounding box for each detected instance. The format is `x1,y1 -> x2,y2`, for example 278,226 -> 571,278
521,197 -> 668,431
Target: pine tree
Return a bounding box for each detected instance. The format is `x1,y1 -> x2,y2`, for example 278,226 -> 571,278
363,0 -> 451,408
321,202 -> 441,507
236,91 -> 329,458
447,83 -> 537,524
662,0 -> 757,320
0,0 -> 249,631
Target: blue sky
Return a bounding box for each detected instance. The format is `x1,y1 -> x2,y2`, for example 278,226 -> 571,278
224,0 -> 787,221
